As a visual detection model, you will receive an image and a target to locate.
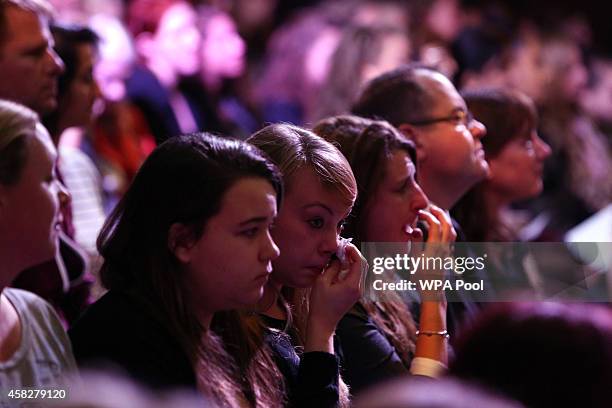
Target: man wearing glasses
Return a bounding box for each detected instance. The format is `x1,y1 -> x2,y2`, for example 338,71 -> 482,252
352,64 -> 489,211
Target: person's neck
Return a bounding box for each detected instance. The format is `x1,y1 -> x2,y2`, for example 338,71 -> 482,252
146,59 -> 178,89
419,174 -> 465,210
258,278 -> 286,320
482,188 -> 511,239
0,251 -> 21,290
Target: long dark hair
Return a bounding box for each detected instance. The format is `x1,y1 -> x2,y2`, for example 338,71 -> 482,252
97,133 -> 283,406
313,115 -> 418,366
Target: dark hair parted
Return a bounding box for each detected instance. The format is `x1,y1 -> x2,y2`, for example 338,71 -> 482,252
450,302 -> 612,408
97,133 -> 283,406
351,64 -> 440,126
313,114 -> 418,367
452,88 -> 537,241
313,115 -> 416,246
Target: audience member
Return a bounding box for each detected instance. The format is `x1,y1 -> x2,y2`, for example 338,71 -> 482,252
125,0 -> 210,144
192,5 -> 257,138
314,115 -> 455,394
246,124 -> 365,406
69,133 -> 283,406
312,24 -> 410,123
352,65 -> 489,334
89,13 -> 152,203
0,99 -> 76,399
0,0 -> 93,326
453,89 -> 551,242
452,89 -> 551,297
0,0 -> 64,115
450,302 -> 612,408
352,65 -> 489,211
44,24 -> 106,256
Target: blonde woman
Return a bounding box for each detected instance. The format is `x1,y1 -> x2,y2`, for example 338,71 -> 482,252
0,100 -> 76,392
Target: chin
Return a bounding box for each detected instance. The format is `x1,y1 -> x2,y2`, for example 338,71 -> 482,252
293,273 -> 318,289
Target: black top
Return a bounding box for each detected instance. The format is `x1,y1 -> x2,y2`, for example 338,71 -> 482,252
336,303 -> 409,395
69,290 -> 196,390
261,315 -> 340,408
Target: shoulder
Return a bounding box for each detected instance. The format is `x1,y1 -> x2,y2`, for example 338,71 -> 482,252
4,288 -> 62,326
69,291 -> 194,388
69,291 -> 163,342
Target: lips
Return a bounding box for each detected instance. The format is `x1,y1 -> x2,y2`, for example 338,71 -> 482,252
254,272 -> 270,284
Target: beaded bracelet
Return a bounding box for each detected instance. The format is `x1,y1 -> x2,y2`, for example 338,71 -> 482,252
416,329 -> 450,339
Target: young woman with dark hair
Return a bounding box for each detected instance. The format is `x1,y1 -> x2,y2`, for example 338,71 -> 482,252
69,133 -> 285,406
313,115 -> 455,395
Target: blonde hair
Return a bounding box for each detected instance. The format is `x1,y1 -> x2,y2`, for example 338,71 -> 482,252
248,123 -> 357,206
0,99 -> 39,185
248,123 -> 356,406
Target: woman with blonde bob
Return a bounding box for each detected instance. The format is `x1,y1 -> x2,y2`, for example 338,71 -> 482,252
234,123 -> 365,407
313,115 -> 455,395
0,100 -> 75,391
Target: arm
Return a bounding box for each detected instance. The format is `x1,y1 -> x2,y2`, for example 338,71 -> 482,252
335,305 -> 408,395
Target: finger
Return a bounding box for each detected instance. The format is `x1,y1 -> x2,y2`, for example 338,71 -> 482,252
321,259 -> 342,284
428,205 -> 453,242
419,209 -> 441,242
343,243 -> 361,265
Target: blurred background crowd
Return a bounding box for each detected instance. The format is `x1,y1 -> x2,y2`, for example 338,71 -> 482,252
45,0 -> 612,259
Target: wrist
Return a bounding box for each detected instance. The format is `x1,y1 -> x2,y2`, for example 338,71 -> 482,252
304,321 -> 335,353
418,301 -> 447,332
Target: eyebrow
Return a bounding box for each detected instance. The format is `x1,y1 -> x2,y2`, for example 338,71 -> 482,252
302,202 -> 333,215
238,216 -> 274,226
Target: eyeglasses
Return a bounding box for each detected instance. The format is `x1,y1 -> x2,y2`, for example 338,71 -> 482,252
409,110 -> 475,128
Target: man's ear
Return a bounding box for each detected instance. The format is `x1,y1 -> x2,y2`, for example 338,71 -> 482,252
398,123 -> 427,162
168,222 -> 196,264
